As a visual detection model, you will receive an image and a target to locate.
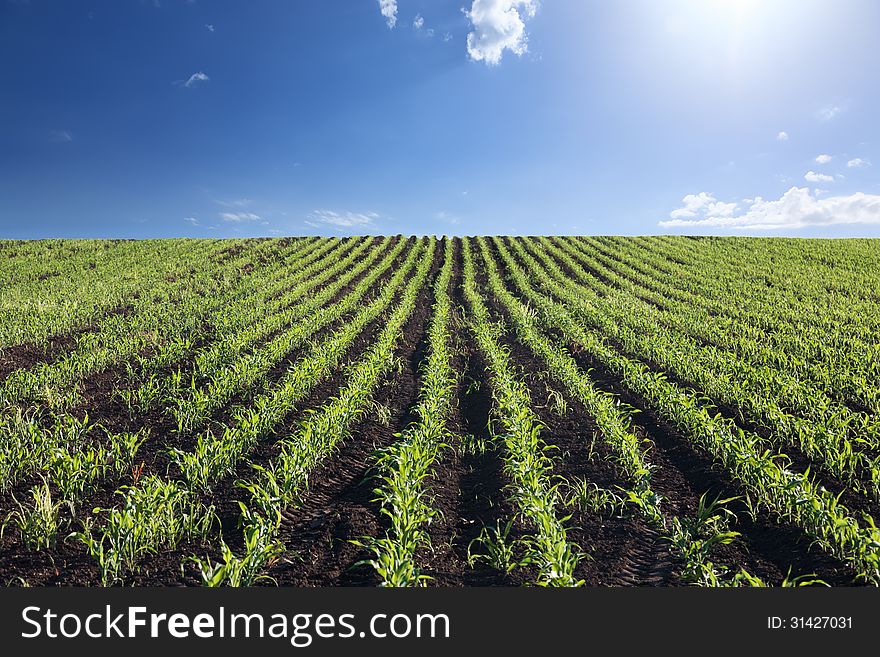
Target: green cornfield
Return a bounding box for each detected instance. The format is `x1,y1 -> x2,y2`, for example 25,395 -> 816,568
1,235 -> 878,587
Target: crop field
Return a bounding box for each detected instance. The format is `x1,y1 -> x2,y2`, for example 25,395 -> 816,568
1,235 -> 879,587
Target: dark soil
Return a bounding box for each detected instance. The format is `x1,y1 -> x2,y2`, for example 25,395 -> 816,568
0,339 -> 76,383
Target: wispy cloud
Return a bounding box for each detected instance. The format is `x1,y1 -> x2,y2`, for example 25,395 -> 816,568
48,129 -> 74,143
182,71 -> 209,88
848,158 -> 870,168
205,24 -> 214,32
184,216 -> 221,230
412,14 -> 434,37
377,0 -> 398,29
465,0 -> 537,66
804,170 -> 834,183
220,211 -> 261,222
215,198 -> 253,208
776,131 -> 789,141
307,210 -> 379,229
817,105 -> 842,121
814,154 -> 832,164
435,211 -> 461,225
661,187 -> 880,230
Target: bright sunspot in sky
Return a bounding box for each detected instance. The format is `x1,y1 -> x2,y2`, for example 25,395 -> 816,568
0,0 -> 878,238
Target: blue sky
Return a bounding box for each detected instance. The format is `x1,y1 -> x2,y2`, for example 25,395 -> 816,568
2,0 -> 879,239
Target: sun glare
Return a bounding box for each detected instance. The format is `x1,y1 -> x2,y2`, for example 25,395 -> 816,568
701,0 -> 761,30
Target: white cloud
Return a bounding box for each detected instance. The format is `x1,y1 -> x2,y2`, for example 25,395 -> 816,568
183,71 -> 209,88
776,131 -> 789,141
412,13 -> 434,36
215,198 -> 253,208
220,212 -> 261,222
847,158 -> 869,168
465,0 -> 537,66
443,32 -> 453,42
815,154 -> 832,164
660,187 -> 880,230
205,24 -> 214,32
49,129 -> 74,143
804,170 -> 834,183
435,211 -> 461,225
669,192 -> 738,220
817,105 -> 842,121
184,217 -> 201,226
378,0 -> 397,28
308,210 -> 379,229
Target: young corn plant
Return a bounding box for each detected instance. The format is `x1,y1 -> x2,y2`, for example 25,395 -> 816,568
667,493 -> 742,585
467,520 -> 525,575
565,479 -> 628,517
2,479 -> 68,551
190,521 -> 283,587
459,433 -> 493,457
356,443 -> 440,587
72,475 -> 216,585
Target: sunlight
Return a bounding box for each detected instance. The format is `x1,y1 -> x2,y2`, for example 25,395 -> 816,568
713,0 -> 760,16
702,0 -> 761,30
660,0 -> 780,75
